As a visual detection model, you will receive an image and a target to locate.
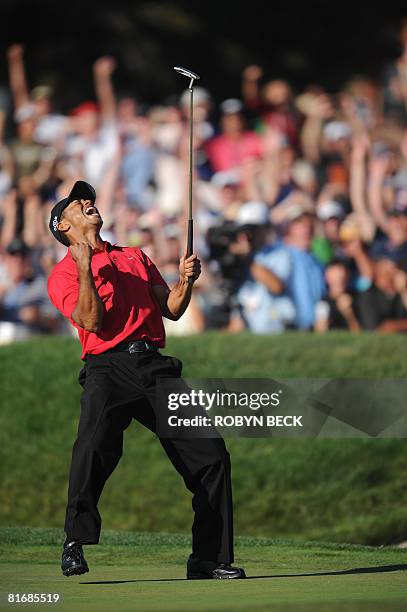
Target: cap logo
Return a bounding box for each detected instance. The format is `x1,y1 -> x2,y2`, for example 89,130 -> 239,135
52,216 -> 59,231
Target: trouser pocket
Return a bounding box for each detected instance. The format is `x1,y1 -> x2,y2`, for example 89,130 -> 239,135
78,365 -> 87,388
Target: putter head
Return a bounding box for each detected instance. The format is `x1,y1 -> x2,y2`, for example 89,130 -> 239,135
174,66 -> 200,86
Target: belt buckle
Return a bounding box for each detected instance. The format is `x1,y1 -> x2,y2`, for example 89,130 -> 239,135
128,342 -> 138,354
128,340 -> 152,353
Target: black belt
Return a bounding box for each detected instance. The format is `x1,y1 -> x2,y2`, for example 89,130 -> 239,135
103,340 -> 159,354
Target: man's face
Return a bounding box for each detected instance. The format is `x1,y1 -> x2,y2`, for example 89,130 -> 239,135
58,199 -> 103,241
325,264 -> 348,293
221,113 -> 244,135
139,228 -> 153,248
323,217 -> 340,241
387,215 -> 407,246
374,259 -> 397,294
287,214 -> 314,249
73,111 -> 99,137
17,119 -> 35,142
220,183 -> 240,205
118,98 -> 137,122
327,137 -> 351,156
34,98 -> 51,117
263,80 -> 291,108
5,253 -> 31,283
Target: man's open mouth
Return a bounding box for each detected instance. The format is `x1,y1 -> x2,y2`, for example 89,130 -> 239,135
84,205 -> 99,217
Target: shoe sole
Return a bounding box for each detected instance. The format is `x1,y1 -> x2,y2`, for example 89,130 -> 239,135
187,571 -> 246,580
62,565 -> 89,577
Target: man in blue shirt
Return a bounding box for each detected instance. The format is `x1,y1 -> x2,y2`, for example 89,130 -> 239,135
239,198 -> 325,331
237,247 -> 296,333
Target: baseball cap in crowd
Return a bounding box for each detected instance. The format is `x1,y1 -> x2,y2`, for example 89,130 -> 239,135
323,121 -> 352,142
180,87 -> 211,107
211,169 -> 241,189
317,200 -> 345,221
271,192 -> 315,226
163,224 -> 181,239
70,101 -> 99,116
6,237 -> 30,257
236,201 -> 269,227
31,85 -> 53,101
219,99 -> 244,114
49,180 -> 96,246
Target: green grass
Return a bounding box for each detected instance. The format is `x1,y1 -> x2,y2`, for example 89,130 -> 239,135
0,527 -> 406,611
0,334 -> 407,544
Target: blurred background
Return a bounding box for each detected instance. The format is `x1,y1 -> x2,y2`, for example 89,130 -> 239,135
1,3 -> 407,340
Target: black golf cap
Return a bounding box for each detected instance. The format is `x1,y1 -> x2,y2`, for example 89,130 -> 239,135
6,237 -> 31,256
49,180 -> 96,246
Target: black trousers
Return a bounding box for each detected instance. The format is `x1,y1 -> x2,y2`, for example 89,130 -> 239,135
64,350 -> 234,564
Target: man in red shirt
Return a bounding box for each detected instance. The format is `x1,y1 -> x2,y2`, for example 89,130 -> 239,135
47,180 -> 245,580
205,99 -> 263,172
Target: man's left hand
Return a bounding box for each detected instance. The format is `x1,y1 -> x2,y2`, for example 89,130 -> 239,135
179,254 -> 201,283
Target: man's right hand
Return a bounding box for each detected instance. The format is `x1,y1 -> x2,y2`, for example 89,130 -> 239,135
70,243 -> 93,270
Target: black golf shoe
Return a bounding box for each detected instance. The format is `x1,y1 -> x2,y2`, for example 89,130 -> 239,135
187,555 -> 246,579
61,541 -> 89,577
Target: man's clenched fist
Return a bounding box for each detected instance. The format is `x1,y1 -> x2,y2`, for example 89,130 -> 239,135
70,243 -> 93,269
179,253 -> 201,283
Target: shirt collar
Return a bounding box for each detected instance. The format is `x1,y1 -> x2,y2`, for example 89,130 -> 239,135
93,240 -> 111,253
67,240 -> 113,259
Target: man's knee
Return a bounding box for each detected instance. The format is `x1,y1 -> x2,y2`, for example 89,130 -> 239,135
209,437 -> 230,464
72,430 -> 123,465
197,447 -> 231,482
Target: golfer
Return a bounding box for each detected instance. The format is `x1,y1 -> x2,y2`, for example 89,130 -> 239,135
47,180 -> 245,580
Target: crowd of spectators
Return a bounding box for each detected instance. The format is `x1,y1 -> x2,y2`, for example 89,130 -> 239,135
1,23 -> 407,343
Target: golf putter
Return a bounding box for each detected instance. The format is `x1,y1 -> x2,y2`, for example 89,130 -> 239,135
174,66 -> 200,283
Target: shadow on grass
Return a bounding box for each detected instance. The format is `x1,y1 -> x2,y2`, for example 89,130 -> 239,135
81,563 -> 407,584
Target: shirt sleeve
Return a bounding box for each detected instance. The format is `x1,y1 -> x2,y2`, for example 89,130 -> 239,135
47,270 -> 79,324
254,247 -> 291,281
141,251 -> 170,290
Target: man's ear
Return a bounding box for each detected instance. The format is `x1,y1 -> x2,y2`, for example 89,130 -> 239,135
57,218 -> 71,233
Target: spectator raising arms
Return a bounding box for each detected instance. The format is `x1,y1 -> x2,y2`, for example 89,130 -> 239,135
1,21 -> 407,342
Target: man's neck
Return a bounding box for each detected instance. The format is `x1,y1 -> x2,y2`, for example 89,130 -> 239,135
284,237 -> 310,252
71,233 -> 105,250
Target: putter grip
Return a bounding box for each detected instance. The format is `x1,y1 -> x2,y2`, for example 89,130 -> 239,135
187,219 -> 194,285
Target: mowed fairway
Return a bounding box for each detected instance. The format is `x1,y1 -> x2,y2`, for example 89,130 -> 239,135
0,528 -> 406,611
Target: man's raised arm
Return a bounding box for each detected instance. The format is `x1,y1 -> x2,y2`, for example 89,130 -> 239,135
7,44 -> 30,110
70,244 -> 104,332
153,254 -> 201,321
93,56 -> 117,122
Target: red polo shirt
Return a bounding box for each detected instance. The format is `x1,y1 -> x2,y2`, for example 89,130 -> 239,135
47,241 -> 169,360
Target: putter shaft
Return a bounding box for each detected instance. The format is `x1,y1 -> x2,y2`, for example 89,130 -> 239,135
174,66 -> 200,269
